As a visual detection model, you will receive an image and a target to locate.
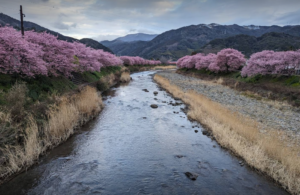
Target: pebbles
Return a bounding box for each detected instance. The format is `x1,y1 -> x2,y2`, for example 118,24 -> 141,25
156,72 -> 300,137
150,104 -> 158,108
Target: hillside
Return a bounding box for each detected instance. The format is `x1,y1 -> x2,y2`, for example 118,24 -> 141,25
101,33 -> 157,57
79,38 -> 113,53
102,23 -> 300,60
199,32 -> 300,57
0,13 -> 113,53
114,33 -> 157,42
101,40 -> 148,56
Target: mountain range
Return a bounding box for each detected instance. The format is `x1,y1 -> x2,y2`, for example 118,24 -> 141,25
101,24 -> 300,60
0,13 -> 113,53
100,33 -> 157,57
104,33 -> 157,43
2,12 -> 300,60
199,32 -> 300,57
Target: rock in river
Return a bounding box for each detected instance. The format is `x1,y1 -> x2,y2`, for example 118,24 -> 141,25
175,155 -> 185,158
185,172 -> 198,180
142,89 -> 149,92
202,130 -> 209,135
150,104 -> 158,108
153,91 -> 158,95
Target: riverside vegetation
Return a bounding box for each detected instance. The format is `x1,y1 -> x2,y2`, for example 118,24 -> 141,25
0,25 -> 168,184
0,65 -> 174,184
0,67 -> 122,184
154,72 -> 300,194
152,47 -> 300,194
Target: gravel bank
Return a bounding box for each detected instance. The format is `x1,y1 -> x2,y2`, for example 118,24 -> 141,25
156,71 -> 300,139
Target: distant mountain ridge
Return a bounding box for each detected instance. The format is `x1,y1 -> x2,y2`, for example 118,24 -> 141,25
102,23 -> 300,60
199,32 -> 300,57
0,13 -> 113,53
115,33 -> 157,42
101,33 -> 157,56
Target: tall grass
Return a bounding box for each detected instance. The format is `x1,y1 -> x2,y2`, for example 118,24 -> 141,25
120,72 -> 131,83
152,65 -> 177,70
1,115 -> 42,178
154,75 -> 300,194
0,85 -> 103,183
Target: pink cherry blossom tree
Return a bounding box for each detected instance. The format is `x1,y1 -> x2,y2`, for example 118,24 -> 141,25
209,48 -> 246,73
0,26 -> 47,77
196,53 -> 217,70
0,26 -> 126,77
120,56 -> 161,66
241,50 -> 300,77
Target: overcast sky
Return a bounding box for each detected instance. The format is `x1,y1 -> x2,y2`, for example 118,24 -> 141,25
1,0 -> 300,41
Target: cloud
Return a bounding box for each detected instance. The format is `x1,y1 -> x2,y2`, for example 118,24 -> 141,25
54,21 -> 70,30
276,9 -> 300,25
53,21 -> 77,30
70,23 -> 77,28
1,0 -> 300,41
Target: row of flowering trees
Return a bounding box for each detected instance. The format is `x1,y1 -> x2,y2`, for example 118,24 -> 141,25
177,48 -> 300,77
241,50 -> 300,77
0,26 -> 161,78
120,56 -> 161,66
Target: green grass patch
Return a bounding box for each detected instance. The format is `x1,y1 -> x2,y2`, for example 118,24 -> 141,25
81,66 -> 122,83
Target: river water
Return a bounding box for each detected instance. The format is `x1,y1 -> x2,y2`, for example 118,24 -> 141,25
0,71 -> 287,195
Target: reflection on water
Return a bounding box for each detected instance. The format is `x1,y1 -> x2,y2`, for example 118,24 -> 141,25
0,71 -> 287,195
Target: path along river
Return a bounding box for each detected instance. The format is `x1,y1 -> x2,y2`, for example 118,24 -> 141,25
0,71 -> 288,195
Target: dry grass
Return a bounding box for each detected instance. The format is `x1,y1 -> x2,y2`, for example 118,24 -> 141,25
152,65 -> 177,70
45,100 -> 79,144
120,72 -> 131,83
101,74 -> 115,86
46,86 -> 103,145
6,81 -> 28,106
5,82 -> 28,120
0,111 -> 11,124
154,74 -> 300,195
216,77 -> 224,85
120,66 -> 129,73
241,90 -> 263,100
1,115 -> 43,178
241,90 -> 293,111
74,86 -> 103,116
0,86 -> 103,182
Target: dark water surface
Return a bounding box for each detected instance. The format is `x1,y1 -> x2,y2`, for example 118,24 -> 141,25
0,71 -> 288,195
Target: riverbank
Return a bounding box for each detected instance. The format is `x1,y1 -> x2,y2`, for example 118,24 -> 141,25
0,70 -> 287,194
154,71 -> 300,195
0,66 -> 129,185
177,68 -> 300,107
0,65 -> 176,185
125,65 -> 176,73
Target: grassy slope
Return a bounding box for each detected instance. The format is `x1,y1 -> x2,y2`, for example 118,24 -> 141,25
0,66 -> 124,183
0,67 -> 121,104
0,67 -> 122,146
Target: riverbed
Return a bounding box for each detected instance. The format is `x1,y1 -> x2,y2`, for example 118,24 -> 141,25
0,71 -> 287,195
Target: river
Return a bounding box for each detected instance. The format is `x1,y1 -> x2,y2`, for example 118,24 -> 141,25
0,71 -> 287,195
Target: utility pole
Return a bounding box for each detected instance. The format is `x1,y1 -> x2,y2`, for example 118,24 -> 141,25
20,5 -> 25,36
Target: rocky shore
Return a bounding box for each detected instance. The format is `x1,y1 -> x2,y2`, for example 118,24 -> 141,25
156,71 -> 300,142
